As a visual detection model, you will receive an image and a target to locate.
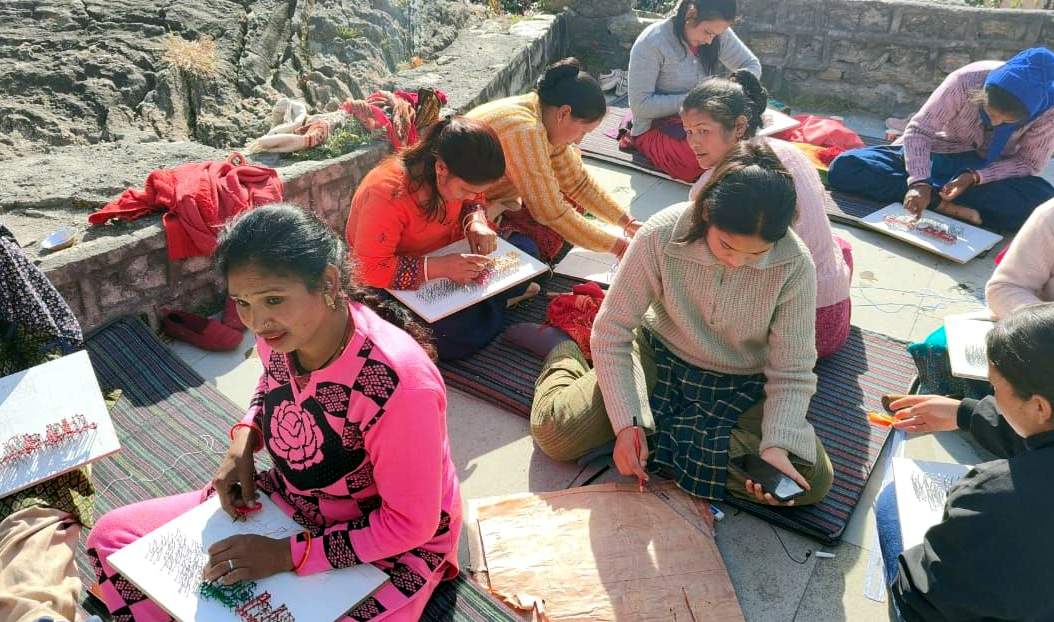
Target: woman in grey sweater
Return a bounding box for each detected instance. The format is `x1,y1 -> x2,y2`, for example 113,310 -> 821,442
626,0 -> 761,182
509,142 -> 832,507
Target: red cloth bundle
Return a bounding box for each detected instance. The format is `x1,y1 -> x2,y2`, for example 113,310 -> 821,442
545,281 -> 606,361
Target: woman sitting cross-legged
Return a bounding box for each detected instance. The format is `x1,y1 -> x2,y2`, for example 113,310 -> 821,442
346,115 -> 539,361
828,47 -> 1054,232
510,142 -> 832,507
875,303 -> 1054,622
625,0 -> 761,182
467,58 -> 643,264
87,205 -> 461,622
684,71 -> 854,358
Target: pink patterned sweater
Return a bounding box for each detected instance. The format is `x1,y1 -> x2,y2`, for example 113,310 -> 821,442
240,301 -> 461,588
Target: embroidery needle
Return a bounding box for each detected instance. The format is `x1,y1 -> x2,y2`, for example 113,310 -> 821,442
682,586 -> 698,622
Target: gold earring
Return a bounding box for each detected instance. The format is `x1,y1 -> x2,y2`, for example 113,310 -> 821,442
324,292 -> 337,309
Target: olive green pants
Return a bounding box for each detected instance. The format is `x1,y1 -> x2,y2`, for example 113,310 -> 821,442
530,337 -> 833,505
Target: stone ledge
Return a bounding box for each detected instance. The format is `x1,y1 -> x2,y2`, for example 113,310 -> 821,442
4,13 -> 569,333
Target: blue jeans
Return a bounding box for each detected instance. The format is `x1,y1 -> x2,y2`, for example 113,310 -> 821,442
828,145 -> 1054,231
875,483 -> 906,621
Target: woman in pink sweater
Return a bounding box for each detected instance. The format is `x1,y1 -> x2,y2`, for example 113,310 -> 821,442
987,197 -> 1054,317
86,205 -> 461,622
829,48 -> 1054,232
684,71 -> 854,357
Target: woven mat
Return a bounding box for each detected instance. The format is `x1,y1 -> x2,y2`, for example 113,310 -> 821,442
441,282 -> 914,544
580,98 -> 890,225
438,275 -> 586,417
80,316 -> 517,621
724,327 -> 914,544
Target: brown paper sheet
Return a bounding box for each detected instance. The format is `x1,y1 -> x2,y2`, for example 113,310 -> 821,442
470,483 -> 744,622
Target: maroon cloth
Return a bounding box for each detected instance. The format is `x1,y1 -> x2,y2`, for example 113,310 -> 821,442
815,237 -> 854,358
634,117 -> 703,183
499,198 -> 588,263
88,153 -> 283,260
544,281 -> 606,361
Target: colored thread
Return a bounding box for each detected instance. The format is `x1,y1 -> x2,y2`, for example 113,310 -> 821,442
0,414 -> 97,467
416,252 -> 523,304
200,579 -> 258,609
95,434 -> 228,498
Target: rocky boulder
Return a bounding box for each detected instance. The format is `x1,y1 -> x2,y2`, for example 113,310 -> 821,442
0,0 -> 482,161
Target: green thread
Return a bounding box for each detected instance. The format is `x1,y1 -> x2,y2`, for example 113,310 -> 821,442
199,580 -> 258,610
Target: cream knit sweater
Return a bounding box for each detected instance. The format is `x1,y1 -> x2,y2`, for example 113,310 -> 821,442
592,202 -> 820,462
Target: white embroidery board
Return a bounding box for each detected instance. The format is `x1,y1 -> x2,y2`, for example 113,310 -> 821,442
891,458 -> 971,551
0,350 -> 121,498
757,108 -> 801,137
945,310 -> 996,381
108,494 -> 388,622
861,204 -> 1003,264
387,237 -> 549,323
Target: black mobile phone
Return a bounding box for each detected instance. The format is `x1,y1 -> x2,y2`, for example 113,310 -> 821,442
730,454 -> 805,502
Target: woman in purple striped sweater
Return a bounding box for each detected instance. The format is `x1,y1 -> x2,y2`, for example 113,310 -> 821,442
828,47 -> 1054,232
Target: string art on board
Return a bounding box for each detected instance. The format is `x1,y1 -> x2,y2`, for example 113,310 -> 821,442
0,415 -> 97,467
416,252 -> 524,304
882,214 -> 964,245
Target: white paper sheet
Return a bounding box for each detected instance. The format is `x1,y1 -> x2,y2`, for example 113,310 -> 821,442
758,108 -> 801,137
108,495 -> 388,622
387,237 -> 549,323
945,311 -> 996,381
862,204 -> 1003,264
891,458 -> 971,551
0,351 -> 120,498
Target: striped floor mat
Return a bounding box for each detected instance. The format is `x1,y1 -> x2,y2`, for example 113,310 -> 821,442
81,316 -> 516,621
579,99 -> 890,226
441,278 -> 914,543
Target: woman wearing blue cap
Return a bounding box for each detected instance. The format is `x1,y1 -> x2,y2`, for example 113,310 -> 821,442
828,47 -> 1054,231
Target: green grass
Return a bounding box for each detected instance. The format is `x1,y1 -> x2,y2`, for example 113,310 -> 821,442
286,120 -> 376,162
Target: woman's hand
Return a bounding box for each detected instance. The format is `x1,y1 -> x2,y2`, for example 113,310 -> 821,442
939,171 -> 979,202
428,253 -> 491,284
612,426 -> 649,483
903,183 -> 933,218
202,535 -> 293,585
212,430 -> 260,519
464,219 -> 498,255
744,447 -> 811,507
624,219 -> 643,237
889,395 -> 961,434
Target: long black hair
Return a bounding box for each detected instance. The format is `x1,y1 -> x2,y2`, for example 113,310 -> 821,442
986,302 -> 1054,406
535,57 -> 607,123
214,203 -> 436,360
679,141 -> 796,244
673,0 -> 737,74
400,115 -> 505,223
682,69 -> 768,137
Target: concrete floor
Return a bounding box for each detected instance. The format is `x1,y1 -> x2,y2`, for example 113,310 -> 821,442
167,142 -> 1018,619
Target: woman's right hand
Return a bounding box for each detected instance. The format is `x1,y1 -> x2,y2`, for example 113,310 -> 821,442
888,395 -> 961,434
428,253 -> 491,284
903,183 -> 933,218
613,426 -> 649,483
212,429 -> 259,519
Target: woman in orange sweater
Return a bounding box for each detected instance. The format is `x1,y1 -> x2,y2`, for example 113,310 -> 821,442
346,116 -> 538,360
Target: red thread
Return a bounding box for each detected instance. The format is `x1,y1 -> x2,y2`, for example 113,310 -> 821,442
1,415 -> 97,467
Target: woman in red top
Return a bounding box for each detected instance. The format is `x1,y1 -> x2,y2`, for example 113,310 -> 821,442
347,116 -> 539,360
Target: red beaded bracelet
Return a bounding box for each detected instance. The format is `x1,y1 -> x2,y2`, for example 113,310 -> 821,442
293,531 -> 312,573
229,422 -> 264,452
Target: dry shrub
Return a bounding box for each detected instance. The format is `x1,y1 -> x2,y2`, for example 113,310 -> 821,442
161,34 -> 219,79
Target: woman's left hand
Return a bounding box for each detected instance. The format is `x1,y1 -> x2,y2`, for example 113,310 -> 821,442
744,447 -> 811,507
939,171 -> 979,201
464,219 -> 498,255
202,534 -> 293,585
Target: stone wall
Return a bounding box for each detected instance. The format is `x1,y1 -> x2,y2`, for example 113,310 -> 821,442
735,0 -> 1054,115
22,14 -> 568,334
561,0 -> 1053,116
